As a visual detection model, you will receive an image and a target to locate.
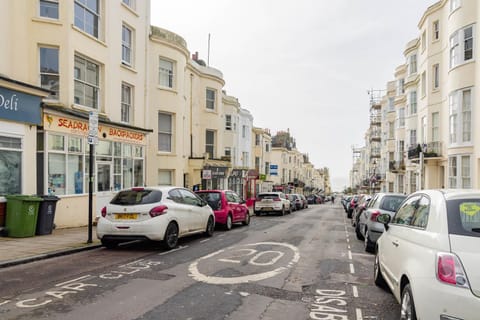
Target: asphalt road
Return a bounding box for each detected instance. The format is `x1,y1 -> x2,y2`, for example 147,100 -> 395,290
0,203 -> 400,320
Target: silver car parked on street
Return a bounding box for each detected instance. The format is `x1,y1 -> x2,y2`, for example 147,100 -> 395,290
356,192 -> 406,252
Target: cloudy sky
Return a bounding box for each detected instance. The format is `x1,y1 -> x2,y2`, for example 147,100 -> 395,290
150,0 -> 435,191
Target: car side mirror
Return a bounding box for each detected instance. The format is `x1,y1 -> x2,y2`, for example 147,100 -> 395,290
377,213 -> 391,230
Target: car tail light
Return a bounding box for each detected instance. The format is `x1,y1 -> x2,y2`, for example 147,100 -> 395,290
101,206 -> 107,217
149,205 -> 168,217
370,210 -> 381,221
132,187 -> 145,191
436,253 -> 470,288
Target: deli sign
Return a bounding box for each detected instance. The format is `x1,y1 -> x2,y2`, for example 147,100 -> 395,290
0,87 -> 42,125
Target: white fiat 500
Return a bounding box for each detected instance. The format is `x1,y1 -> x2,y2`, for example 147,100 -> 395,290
375,189 -> 480,319
97,186 -> 215,250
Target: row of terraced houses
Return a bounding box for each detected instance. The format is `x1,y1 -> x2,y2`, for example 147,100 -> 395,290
0,0 -> 330,228
351,0 -> 480,194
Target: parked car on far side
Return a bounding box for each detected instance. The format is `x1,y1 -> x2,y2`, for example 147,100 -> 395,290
195,190 -> 250,230
97,186 -> 215,250
299,194 -> 308,209
357,192 -> 406,252
254,192 -> 292,216
374,189 -> 480,319
288,193 -> 303,211
351,194 -> 372,227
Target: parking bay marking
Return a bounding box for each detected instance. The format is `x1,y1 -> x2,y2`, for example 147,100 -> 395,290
189,242 -> 300,285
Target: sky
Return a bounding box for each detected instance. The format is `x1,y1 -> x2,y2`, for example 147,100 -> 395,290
150,0 -> 436,191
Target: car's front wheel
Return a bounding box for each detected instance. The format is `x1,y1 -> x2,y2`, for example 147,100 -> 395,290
163,222 -> 178,250
364,228 -> 374,253
400,284 -> 417,320
205,216 -> 215,237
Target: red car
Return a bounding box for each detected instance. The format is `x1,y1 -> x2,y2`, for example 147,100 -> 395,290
195,190 -> 250,230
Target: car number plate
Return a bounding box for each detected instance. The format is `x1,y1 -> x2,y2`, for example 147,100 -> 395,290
263,207 -> 272,211
115,213 -> 138,219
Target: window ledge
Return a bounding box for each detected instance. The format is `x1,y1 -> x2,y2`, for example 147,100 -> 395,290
156,86 -> 178,94
156,152 -> 177,157
121,63 -> 137,74
32,17 -> 63,26
71,25 -> 107,47
448,59 -> 475,73
121,2 -> 140,17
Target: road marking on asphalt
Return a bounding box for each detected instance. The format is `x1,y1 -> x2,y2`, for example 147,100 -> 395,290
356,308 -> 363,320
159,245 -> 188,255
55,275 -> 92,287
350,263 -> 355,274
0,300 -> 10,307
352,285 -> 358,298
352,252 -> 374,258
347,245 -> 351,249
346,238 -> 350,243
348,251 -> 352,260
189,242 -> 300,285
200,238 -> 210,243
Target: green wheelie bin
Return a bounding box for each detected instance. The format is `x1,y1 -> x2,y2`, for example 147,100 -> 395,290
5,195 -> 43,238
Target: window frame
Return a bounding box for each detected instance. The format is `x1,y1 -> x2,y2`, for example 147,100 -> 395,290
433,20 -> 440,41
448,154 -> 471,188
449,87 -> 472,145
121,82 -> 133,123
433,63 -> 440,90
40,46 -> 60,100
206,88 -> 216,110
74,0 -> 100,39
205,129 -> 215,158
40,0 -> 59,19
450,24 -> 475,69
158,112 -> 173,153
225,114 -> 232,130
74,54 -> 100,109
122,24 -> 133,66
158,58 -> 174,88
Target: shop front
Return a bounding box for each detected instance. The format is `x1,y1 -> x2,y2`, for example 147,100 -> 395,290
39,108 -> 150,227
228,169 -> 247,198
0,77 -> 49,196
201,165 -> 229,190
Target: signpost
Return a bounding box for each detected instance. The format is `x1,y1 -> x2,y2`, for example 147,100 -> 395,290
87,112 -> 98,244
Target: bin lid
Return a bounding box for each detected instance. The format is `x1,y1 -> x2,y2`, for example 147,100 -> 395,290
40,195 -> 60,201
5,195 -> 43,201
0,196 -> 5,203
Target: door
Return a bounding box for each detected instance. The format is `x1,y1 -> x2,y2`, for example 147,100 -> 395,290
96,162 -> 115,218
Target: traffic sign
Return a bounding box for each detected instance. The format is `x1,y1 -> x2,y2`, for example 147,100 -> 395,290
88,111 -> 98,137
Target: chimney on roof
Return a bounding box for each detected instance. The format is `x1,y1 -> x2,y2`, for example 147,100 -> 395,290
192,51 -> 199,61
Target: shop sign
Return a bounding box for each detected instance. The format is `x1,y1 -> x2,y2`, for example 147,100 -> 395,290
204,166 -> 228,178
270,164 -> 278,176
259,174 -> 266,181
44,114 -> 146,145
247,169 -> 259,179
202,170 -> 212,180
0,87 -> 42,125
229,169 -> 245,178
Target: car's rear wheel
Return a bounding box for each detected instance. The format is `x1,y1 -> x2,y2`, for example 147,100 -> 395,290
205,216 -> 214,237
101,239 -> 118,249
163,222 -> 178,250
242,213 -> 250,226
280,206 -> 285,216
400,284 -> 417,320
225,214 -> 233,230
374,251 -> 387,288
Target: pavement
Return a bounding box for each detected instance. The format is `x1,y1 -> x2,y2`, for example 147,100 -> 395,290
0,226 -> 102,269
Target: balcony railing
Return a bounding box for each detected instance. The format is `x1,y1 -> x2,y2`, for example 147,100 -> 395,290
389,160 -> 405,172
407,142 -> 443,159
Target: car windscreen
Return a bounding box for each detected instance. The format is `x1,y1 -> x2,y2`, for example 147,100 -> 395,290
110,189 -> 162,205
196,192 -> 221,210
446,199 -> 480,237
380,196 -> 406,212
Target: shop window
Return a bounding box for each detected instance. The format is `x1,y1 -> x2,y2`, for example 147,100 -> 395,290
0,136 -> 22,194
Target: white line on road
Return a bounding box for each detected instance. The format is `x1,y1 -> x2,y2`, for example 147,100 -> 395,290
348,251 -> 352,260
200,239 -> 210,243
352,252 -> 375,258
350,263 -> 355,274
0,300 -> 10,306
348,245 -> 351,249
346,238 -> 350,243
352,285 -> 359,297
55,275 -> 92,287
159,245 -> 188,255
356,308 -> 363,320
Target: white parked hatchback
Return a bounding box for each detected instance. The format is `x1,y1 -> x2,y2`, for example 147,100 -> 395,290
97,186 -> 215,250
375,189 -> 480,319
